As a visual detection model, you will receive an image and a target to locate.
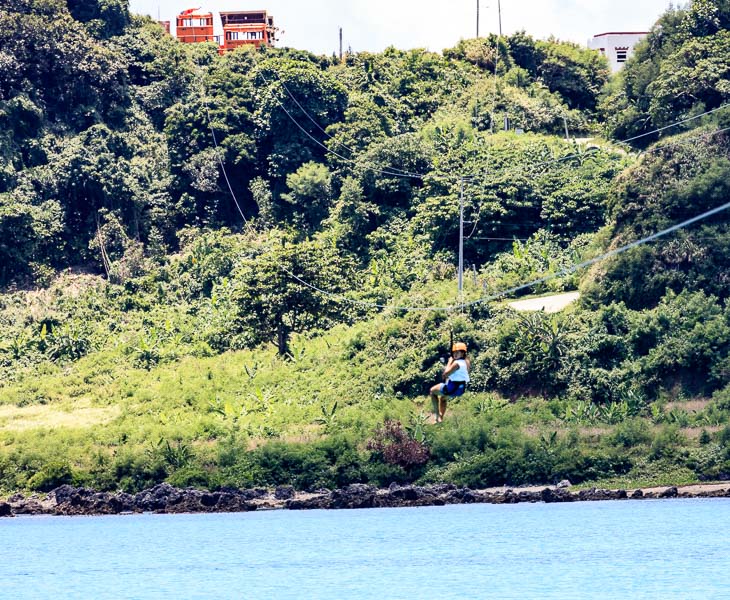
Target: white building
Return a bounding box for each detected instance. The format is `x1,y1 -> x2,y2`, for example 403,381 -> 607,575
588,32 -> 649,72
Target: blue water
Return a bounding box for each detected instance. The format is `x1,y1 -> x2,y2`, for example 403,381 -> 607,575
2,499 -> 730,599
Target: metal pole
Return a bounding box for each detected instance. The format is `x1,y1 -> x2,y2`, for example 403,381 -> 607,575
498,0 -> 503,36
476,0 -> 480,38
459,179 -> 464,298
339,27 -> 343,61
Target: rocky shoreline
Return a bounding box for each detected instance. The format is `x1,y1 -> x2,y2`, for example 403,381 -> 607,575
2,482 -> 730,518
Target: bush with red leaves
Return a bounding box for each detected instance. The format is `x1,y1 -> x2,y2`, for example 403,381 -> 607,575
366,420 -> 429,468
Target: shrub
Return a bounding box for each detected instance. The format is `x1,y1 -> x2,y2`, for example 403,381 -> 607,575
366,420 -> 429,469
112,450 -> 167,493
649,426 -> 686,461
247,437 -> 368,491
27,461 -> 75,492
610,418 -> 653,448
167,466 -> 217,490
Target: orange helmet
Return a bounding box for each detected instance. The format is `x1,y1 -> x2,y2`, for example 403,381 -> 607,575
452,342 -> 468,353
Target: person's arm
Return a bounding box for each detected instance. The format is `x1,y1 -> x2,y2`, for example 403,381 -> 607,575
443,358 -> 459,378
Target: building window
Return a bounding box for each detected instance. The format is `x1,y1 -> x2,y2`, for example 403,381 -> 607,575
182,18 -> 208,27
616,48 -> 628,62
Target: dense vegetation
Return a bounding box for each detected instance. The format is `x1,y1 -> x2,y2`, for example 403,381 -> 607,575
1,0 -> 730,495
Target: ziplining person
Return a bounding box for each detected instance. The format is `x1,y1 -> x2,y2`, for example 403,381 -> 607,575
429,342 -> 471,423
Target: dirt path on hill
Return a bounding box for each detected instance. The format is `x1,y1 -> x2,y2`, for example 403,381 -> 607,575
507,292 -> 580,313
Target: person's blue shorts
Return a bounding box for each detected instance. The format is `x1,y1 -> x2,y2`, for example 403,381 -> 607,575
439,380 -> 467,398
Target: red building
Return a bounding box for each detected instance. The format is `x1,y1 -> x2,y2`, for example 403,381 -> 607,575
220,10 -> 277,52
171,8 -> 277,52
175,9 -> 216,44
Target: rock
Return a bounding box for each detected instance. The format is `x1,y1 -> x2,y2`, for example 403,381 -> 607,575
11,499 -> 45,515
134,483 -> 183,511
285,494 -> 332,510
516,491 -> 541,503
660,486 -> 678,498
244,488 -> 269,500
444,488 -> 479,504
492,490 -> 519,504
330,484 -> 376,510
577,488 -> 622,502
426,483 -> 457,495
214,492 -> 257,513
557,480 -> 572,489
274,486 -> 295,500
0,502 -> 12,517
50,484 -> 82,505
542,487 -> 576,503
389,485 -> 422,502
631,489 -> 644,499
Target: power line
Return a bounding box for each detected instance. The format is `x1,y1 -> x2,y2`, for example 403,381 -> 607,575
285,198 -> 730,313
619,105 -> 730,145
257,64 -> 728,188
256,67 -> 430,180
250,122 -> 730,313
271,68 -> 424,179
199,77 -> 251,226
200,58 -> 730,313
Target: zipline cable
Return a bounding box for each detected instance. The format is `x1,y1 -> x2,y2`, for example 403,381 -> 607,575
201,90 -> 251,226
283,197 -> 730,313
199,58 -> 730,313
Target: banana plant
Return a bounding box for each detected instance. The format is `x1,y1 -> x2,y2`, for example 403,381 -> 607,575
314,400 -> 338,429
244,363 -> 258,380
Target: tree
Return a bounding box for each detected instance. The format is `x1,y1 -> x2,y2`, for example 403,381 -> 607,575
217,231 -> 356,355
603,1 -> 730,143
66,0 -> 130,38
281,162 -> 333,233
535,39 -> 609,112
582,131 -> 730,309
253,58 -> 348,186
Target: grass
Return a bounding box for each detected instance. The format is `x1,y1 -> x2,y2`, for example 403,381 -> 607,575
0,401 -> 120,432
1,272 -> 729,494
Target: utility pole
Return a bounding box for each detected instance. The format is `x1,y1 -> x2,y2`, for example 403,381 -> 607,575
498,0 -> 503,36
339,27 -> 343,61
476,0 -> 480,38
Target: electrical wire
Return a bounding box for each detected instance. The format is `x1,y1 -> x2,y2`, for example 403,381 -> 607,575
200,85 -> 251,226
272,69 -> 424,179
261,54 -> 729,190
200,58 -> 730,314
264,122 -> 730,314
619,104 -> 730,145
284,198 -> 730,313
256,67 -> 430,180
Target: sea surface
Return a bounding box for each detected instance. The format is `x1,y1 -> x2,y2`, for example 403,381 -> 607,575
2,499 -> 730,599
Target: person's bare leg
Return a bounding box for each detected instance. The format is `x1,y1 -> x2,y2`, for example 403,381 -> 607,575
438,397 -> 447,422
429,385 -> 441,422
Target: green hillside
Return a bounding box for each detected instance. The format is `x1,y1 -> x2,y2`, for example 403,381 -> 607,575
1,0 -> 730,494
